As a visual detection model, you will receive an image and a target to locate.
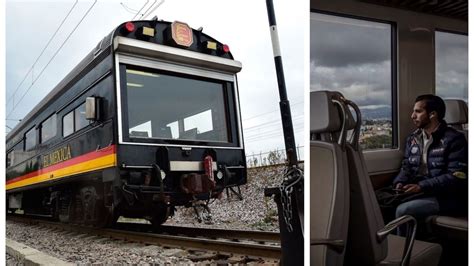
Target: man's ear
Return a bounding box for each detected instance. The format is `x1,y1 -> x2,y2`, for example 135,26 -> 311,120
429,111 -> 436,119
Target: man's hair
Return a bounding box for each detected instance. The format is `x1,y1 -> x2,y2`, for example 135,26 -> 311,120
415,94 -> 446,119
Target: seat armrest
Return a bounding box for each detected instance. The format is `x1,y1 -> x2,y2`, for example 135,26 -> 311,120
311,238 -> 345,253
377,215 -> 417,266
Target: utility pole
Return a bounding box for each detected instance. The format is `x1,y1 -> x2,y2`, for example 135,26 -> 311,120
264,1 -> 304,265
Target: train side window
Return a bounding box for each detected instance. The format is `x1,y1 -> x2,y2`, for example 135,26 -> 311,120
63,111 -> 74,137
24,127 -> 36,151
75,103 -> 89,131
40,114 -> 57,143
7,151 -> 13,168
310,12 -> 396,150
435,31 -> 467,102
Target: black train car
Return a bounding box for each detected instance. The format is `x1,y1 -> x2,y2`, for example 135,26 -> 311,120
6,20 -> 246,226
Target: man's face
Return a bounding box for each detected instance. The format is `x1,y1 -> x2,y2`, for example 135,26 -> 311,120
411,101 -> 431,129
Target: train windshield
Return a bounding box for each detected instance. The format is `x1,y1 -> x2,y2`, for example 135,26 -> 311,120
123,66 -> 231,143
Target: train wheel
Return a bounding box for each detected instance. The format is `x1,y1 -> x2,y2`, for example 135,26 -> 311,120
79,186 -> 107,227
150,204 -> 170,228
58,192 -> 75,223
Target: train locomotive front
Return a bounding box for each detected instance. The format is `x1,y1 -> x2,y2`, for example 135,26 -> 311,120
6,20 -> 247,227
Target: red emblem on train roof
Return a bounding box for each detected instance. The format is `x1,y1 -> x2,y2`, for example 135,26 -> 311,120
171,21 -> 193,47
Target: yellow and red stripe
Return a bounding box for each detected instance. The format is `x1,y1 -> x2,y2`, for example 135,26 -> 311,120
6,145 -> 117,191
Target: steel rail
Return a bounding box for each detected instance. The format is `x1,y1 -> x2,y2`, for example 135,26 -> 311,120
115,223 -> 280,243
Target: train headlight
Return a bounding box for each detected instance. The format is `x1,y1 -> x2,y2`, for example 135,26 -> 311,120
142,26 -> 155,37
217,171 -> 223,180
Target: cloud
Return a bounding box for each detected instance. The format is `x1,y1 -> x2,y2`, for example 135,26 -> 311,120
310,60 -> 392,107
435,32 -> 468,75
310,13 -> 391,68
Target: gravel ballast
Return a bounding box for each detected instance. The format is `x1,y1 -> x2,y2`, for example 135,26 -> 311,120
6,165 -> 287,264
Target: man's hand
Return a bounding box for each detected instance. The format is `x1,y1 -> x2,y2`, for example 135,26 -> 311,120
395,183 -> 403,190
403,184 -> 422,193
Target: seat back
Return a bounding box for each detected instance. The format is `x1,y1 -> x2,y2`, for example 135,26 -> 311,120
310,91 -> 350,266
341,98 -> 388,265
444,99 -> 468,139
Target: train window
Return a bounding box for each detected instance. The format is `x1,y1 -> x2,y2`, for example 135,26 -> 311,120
125,67 -> 229,143
40,114 -> 57,143
75,103 -> 89,131
310,12 -> 395,150
7,151 -> 12,168
63,111 -> 74,137
24,127 -> 36,151
435,31 -> 468,101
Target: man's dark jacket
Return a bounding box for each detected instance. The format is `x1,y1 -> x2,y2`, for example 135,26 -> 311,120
393,121 -> 468,214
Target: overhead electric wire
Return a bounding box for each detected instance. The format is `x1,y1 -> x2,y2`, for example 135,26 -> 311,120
142,0 -> 165,19
242,99 -> 303,121
120,2 -> 138,13
245,123 -> 304,140
6,0 -> 79,106
243,114 -> 303,132
138,0 -> 157,20
131,0 -> 150,20
7,0 -> 98,119
244,122 -> 304,141
245,127 -> 304,143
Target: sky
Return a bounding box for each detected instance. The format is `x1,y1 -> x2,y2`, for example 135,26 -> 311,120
435,31 -> 468,101
5,0 -> 306,158
310,13 -> 392,110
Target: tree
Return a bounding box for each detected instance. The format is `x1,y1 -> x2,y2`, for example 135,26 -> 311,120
267,149 -> 283,165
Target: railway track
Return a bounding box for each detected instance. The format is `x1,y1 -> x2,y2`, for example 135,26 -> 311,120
116,222 -> 280,242
7,215 -> 281,263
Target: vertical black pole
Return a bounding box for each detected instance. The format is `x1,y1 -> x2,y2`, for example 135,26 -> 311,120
264,1 -> 304,265
265,0 -> 298,167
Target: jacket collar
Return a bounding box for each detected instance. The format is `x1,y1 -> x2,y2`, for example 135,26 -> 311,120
412,120 -> 447,140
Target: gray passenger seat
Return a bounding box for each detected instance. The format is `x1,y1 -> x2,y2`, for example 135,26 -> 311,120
338,94 -> 442,266
444,99 -> 468,139
425,99 -> 468,242
310,91 -> 351,266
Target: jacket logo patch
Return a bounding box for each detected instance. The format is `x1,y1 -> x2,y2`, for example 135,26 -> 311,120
411,146 -> 419,154
453,171 -> 467,179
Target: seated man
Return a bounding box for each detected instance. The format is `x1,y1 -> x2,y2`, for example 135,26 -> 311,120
393,94 -> 468,234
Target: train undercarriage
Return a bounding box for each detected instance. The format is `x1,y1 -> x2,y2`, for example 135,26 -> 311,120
7,171 -> 231,228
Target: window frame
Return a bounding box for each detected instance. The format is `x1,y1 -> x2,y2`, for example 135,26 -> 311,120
62,101 -> 90,138
118,63 -> 239,148
24,126 -> 36,151
434,29 -> 468,102
40,113 -> 57,144
6,150 -> 12,168
310,10 -> 399,150
74,102 -> 89,132
62,110 -> 75,137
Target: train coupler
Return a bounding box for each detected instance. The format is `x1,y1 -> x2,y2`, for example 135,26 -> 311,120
179,155 -> 217,195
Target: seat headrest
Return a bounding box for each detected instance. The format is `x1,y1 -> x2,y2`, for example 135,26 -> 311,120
444,99 -> 468,125
310,90 -> 356,133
